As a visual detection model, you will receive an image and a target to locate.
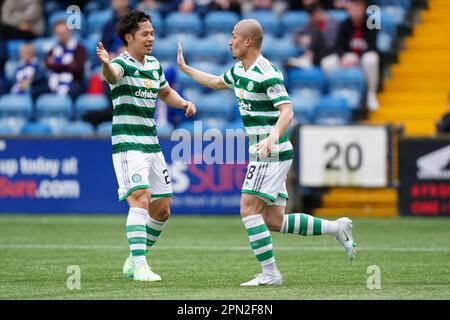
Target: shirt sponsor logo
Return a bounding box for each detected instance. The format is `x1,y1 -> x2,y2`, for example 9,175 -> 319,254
135,89 -> 158,99
238,100 -> 251,110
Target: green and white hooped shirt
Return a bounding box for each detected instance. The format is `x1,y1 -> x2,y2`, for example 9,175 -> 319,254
222,55 -> 293,162
109,51 -> 168,154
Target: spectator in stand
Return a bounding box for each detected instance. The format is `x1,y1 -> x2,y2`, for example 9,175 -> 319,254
287,0 -> 336,10
241,0 -> 272,14
287,3 -> 340,69
136,0 -> 162,13
321,0 -> 380,110
436,94 -> 450,134
31,20 -> 86,101
10,43 -> 40,94
101,0 -> 131,56
208,0 -> 243,15
0,0 -> 44,40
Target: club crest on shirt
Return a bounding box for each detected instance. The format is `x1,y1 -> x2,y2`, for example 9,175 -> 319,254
144,78 -> 152,89
152,71 -> 159,80
247,81 -> 254,91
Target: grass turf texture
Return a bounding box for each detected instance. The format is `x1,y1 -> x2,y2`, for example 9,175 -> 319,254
0,215 -> 449,299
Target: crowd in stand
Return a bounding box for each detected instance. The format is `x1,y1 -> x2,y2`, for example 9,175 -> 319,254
0,0 -> 409,136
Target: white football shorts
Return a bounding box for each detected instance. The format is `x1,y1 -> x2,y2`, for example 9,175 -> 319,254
241,160 -> 292,207
112,151 -> 173,202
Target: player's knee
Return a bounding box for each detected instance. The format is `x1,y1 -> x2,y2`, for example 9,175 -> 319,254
129,188 -> 151,208
155,205 -> 171,221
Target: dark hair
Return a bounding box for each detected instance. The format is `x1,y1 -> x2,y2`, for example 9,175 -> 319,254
116,10 -> 152,46
305,3 -> 324,15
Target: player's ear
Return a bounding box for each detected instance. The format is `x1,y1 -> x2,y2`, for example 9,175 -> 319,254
125,33 -> 133,45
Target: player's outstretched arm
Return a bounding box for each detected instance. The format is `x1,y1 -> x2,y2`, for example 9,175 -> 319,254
97,42 -> 122,84
177,42 -> 228,90
158,86 -> 196,118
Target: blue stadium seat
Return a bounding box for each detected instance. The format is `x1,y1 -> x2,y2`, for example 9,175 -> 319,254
165,12 -> 202,37
21,121 -> 54,135
80,37 -> 98,57
377,32 -> 393,53
290,91 -> 316,124
39,117 -> 70,134
287,67 -> 326,95
75,94 -> 109,119
7,40 -> 26,61
96,121 -> 112,136
326,9 -> 349,23
377,11 -> 397,53
140,10 -> 163,36
244,11 -> 280,37
4,60 -> 18,85
59,121 -> 95,136
195,92 -> 235,121
281,11 -> 309,34
380,10 -> 398,38
184,37 -> 228,64
35,93 -> 73,120
381,6 -> 406,26
87,9 -> 113,35
327,67 -> 365,110
315,96 -> 352,125
0,118 -> 25,135
177,61 -> 220,92
156,122 -> 174,137
152,37 -> 179,62
204,11 -> 239,36
263,36 -> 302,66
0,94 -> 33,120
153,35 -> 199,62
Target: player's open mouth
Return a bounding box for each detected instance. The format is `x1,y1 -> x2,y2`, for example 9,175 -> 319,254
145,44 -> 153,50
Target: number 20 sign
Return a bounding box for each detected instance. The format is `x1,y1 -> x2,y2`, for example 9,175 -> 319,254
299,125 -> 388,187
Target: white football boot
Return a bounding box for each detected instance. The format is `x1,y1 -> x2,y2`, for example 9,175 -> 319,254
335,217 -> 357,260
133,265 -> 162,282
122,256 -> 135,278
240,272 -> 283,287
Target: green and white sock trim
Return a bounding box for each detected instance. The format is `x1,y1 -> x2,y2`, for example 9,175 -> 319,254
243,214 -> 275,266
280,213 -> 338,236
126,207 -> 148,256
145,215 -> 166,250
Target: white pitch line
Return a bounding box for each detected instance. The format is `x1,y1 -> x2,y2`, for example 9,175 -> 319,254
0,244 -> 449,253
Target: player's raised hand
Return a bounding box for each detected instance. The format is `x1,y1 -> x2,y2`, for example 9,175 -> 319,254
183,101 -> 196,118
177,42 -> 187,71
97,42 -> 110,65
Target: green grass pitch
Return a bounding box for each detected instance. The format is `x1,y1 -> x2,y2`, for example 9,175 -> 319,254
0,215 -> 449,300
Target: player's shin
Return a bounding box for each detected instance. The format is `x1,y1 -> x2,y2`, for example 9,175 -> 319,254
125,207 -> 149,268
145,214 -> 166,251
243,214 -> 279,276
280,213 -> 339,236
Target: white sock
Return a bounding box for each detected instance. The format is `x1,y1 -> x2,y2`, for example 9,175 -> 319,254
242,214 -> 279,276
126,207 -> 149,268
